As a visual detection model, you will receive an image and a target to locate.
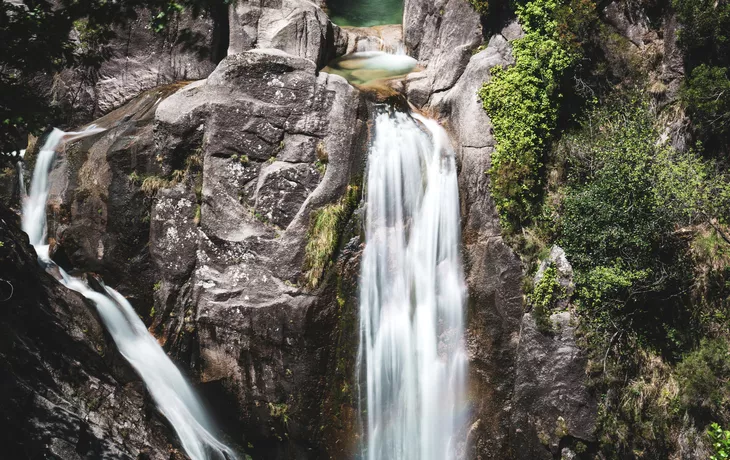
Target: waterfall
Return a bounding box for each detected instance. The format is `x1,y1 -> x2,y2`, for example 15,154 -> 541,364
21,127 -> 237,460
359,110 -> 468,460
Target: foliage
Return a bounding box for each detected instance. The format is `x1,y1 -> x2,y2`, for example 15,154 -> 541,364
596,349 -> 680,457
676,338 -> 730,419
528,264 -> 564,332
558,96 -> 730,457
559,99 -> 676,336
557,97 -> 730,351
140,175 -> 170,196
150,1 -> 184,33
672,0 -> 730,68
673,0 -> 730,147
478,0 -> 597,232
680,65 -> 730,143
709,422 -> 730,460
467,0 -> 490,15
303,185 -> 360,289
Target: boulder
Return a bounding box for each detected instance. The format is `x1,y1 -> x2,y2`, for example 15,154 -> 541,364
227,0 -> 345,68
403,0 -> 484,98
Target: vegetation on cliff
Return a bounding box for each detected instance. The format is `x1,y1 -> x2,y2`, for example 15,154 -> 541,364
479,0 -> 730,457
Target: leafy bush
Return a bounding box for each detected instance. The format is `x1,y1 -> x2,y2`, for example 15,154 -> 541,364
559,96 -> 730,351
467,0 -> 490,15
676,338 -> 730,419
673,0 -> 730,146
709,422 -> 730,460
672,0 -> 730,68
478,0 -> 597,232
681,65 -> 730,143
528,264 -> 564,332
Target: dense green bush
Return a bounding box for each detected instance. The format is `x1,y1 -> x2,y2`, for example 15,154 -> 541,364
672,0 -> 729,68
478,0 -> 597,232
676,338 -> 730,420
681,65 -> 730,143
709,422 -> 730,460
559,97 -> 730,346
673,0 -> 730,147
528,264 -> 564,332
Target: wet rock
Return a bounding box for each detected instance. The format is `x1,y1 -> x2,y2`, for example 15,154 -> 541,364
0,204 -> 175,459
45,84 -> 187,320
49,47 -> 367,457
340,24 -> 404,53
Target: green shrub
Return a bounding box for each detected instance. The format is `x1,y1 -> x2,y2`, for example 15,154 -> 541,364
672,0 -> 730,67
559,96 -> 729,350
681,65 -> 730,142
676,338 -> 730,418
528,264 -> 564,332
478,0 -> 596,232
467,0 -> 490,15
709,422 -> 730,460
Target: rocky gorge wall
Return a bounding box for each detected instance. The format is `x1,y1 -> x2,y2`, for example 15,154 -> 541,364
4,0 -> 687,458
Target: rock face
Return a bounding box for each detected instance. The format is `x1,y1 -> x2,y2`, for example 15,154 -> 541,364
47,48 -> 367,458
228,0 -> 346,67
151,49 -> 366,458
512,311 -> 597,458
512,247 -> 595,458
0,204 -> 178,459
54,7 -> 226,125
403,0 -> 484,104
30,1 -> 612,458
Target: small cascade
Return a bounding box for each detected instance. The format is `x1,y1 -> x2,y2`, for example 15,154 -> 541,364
21,127 -> 237,460
359,110 -> 468,460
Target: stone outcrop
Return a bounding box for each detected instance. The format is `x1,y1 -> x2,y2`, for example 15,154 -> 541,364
403,0 -> 484,105
228,0 -> 346,68
45,48 -> 367,458
0,204 -> 178,459
512,248 -> 596,457
511,310 -> 597,458
54,0 -> 348,128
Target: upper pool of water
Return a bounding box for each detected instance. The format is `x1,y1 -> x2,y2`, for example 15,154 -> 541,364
326,0 -> 403,27
323,51 -> 417,88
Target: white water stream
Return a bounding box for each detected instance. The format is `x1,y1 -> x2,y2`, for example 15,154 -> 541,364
21,127 -> 237,460
359,111 -> 467,460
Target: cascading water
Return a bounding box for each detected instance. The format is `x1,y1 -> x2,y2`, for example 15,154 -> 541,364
359,110 -> 468,460
21,127 -> 237,460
